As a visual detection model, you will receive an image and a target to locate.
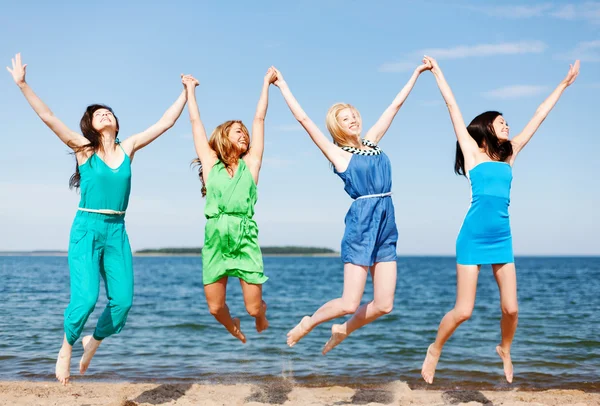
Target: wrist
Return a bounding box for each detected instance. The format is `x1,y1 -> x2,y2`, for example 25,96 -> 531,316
17,81 -> 27,90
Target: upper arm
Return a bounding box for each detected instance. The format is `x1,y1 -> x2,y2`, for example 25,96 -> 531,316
40,113 -> 88,149
122,120 -> 173,154
509,112 -> 546,163
446,104 -> 478,161
299,116 -> 347,170
247,117 -> 265,164
364,105 -> 399,144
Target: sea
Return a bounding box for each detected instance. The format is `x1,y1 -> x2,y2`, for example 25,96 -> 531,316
0,255 -> 598,391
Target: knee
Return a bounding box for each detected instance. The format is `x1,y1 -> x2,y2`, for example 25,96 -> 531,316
112,295 -> 133,314
77,295 -> 98,315
454,307 -> 473,323
245,303 -> 262,318
502,305 -> 519,318
373,301 -> 394,315
208,302 -> 225,317
341,301 -> 361,315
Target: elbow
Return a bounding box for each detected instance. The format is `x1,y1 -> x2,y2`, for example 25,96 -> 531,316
297,115 -> 310,125
39,112 -> 55,124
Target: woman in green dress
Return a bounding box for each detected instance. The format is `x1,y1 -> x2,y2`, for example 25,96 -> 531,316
183,68 -> 276,342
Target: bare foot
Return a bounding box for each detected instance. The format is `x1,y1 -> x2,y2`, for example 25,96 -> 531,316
255,301 -> 269,333
286,316 -> 312,347
229,317 -> 246,343
322,323 -> 347,355
79,335 -> 101,375
421,344 -> 441,384
496,345 -> 514,383
55,344 -> 72,385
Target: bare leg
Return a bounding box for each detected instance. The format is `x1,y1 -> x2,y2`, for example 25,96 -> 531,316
205,277 -> 246,343
239,280 -> 269,333
79,335 -> 101,374
323,261 -> 397,355
493,262 -> 518,383
286,263 -> 368,347
55,334 -> 72,385
421,264 -> 480,384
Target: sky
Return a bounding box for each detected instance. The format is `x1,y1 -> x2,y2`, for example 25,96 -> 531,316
0,0 -> 598,255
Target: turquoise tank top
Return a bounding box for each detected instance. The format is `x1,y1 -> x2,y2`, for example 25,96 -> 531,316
78,145 -> 131,211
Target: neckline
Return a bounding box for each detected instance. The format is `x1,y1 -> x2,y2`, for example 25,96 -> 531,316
223,159 -> 244,180
468,161 -> 510,174
79,148 -> 129,170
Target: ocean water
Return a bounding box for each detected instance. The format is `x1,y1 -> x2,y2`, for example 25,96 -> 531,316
0,255 -> 598,391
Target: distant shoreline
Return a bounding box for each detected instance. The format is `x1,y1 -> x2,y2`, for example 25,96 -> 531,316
1,252 -> 599,258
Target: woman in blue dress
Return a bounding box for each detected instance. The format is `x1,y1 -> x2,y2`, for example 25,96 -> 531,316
420,56 -> 580,384
272,61 -> 431,354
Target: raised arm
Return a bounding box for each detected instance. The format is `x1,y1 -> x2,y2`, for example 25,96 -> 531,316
509,60 -> 580,163
246,67 -> 277,168
364,61 -> 432,144
121,81 -> 187,156
7,53 -> 87,149
184,75 -> 217,175
272,68 -> 347,171
424,56 -> 479,160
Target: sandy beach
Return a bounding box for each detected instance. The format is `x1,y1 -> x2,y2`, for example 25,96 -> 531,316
0,381 -> 598,406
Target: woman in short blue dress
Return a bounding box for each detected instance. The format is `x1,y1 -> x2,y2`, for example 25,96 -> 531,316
271,62 -> 431,354
420,56 -> 580,384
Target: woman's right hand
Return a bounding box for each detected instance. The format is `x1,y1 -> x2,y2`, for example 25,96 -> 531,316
423,55 -> 440,75
181,74 -> 199,90
272,67 -> 286,88
6,53 -> 27,88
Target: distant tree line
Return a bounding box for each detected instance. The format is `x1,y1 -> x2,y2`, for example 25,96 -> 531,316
134,246 -> 337,255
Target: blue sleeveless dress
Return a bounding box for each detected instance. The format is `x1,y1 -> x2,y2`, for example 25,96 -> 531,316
456,161 -> 514,265
334,151 -> 398,266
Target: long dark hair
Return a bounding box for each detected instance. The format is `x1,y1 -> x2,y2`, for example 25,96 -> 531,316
69,104 -> 120,189
455,111 -> 513,176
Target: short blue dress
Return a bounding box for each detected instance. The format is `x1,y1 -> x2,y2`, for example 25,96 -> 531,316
456,161 -> 514,265
334,141 -> 398,266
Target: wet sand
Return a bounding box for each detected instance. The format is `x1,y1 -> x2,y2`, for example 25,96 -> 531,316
0,381 -> 598,405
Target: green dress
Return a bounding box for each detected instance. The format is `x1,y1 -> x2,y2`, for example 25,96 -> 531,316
202,159 -> 268,285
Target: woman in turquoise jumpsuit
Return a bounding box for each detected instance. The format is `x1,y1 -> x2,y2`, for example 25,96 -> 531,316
7,53 -> 189,385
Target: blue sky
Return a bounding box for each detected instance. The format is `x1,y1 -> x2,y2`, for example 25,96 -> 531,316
0,0 -> 598,254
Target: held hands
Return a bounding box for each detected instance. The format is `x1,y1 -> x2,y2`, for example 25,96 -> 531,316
422,55 -> 440,75
6,53 -> 27,87
264,66 -> 277,85
271,67 -> 285,88
181,74 -> 199,90
416,58 -> 433,74
561,60 -> 580,87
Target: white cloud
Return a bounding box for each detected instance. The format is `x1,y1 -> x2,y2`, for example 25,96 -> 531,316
551,2 -> 600,23
469,4 -> 554,18
379,41 -> 547,73
558,39 -> 600,62
468,2 -> 600,24
422,41 -> 547,59
483,85 -> 549,99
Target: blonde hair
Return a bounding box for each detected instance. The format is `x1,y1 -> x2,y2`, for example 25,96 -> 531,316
194,120 -> 250,197
325,103 -> 362,147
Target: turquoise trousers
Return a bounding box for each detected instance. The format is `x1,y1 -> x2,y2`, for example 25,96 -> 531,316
64,211 -> 133,346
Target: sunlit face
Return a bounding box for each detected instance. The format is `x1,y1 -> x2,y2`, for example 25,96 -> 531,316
493,115 -> 509,140
92,109 -> 117,133
337,108 -> 361,137
228,122 -> 249,153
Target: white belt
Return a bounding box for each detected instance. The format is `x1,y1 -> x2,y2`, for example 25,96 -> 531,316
355,192 -> 392,200
78,208 -> 126,215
